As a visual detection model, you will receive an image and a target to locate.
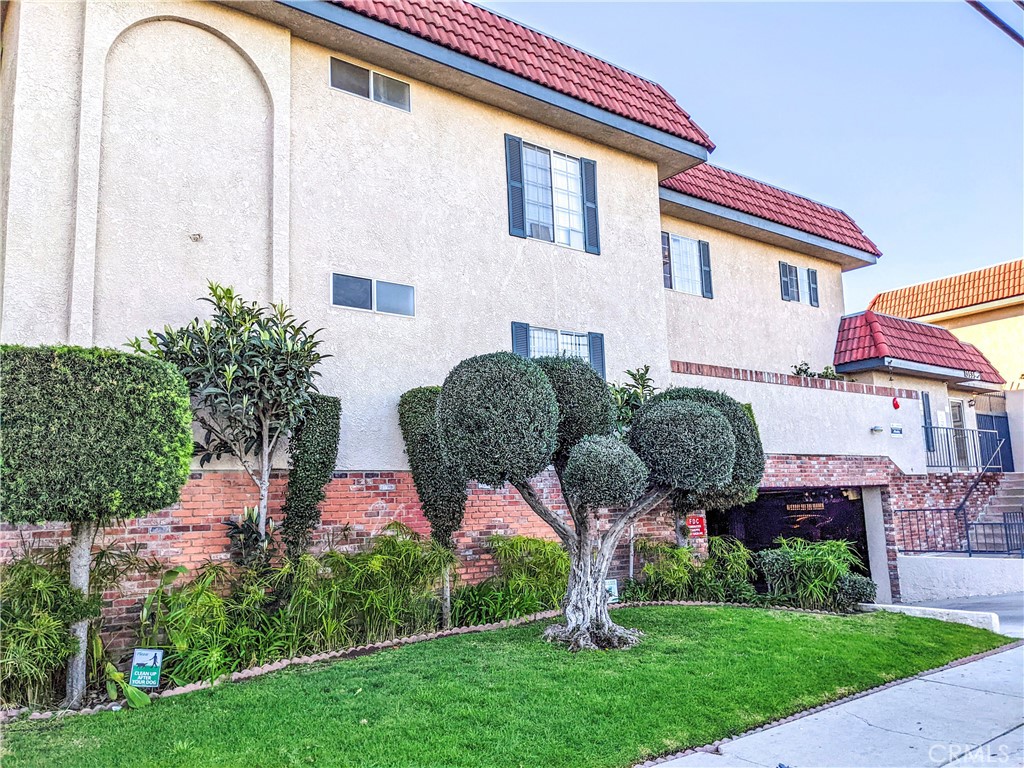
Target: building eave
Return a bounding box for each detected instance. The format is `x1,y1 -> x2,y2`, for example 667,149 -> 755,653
222,0 -> 708,179
835,357 -> 1003,390
659,187 -> 878,271
914,295 -> 1024,324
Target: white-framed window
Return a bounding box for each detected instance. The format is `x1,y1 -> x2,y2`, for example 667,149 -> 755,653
331,273 -> 415,317
522,142 -> 586,250
513,322 -> 604,378
779,262 -> 819,307
662,232 -> 712,298
330,57 -> 411,112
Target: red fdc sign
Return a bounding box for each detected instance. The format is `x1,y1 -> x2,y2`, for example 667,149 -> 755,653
686,515 -> 707,538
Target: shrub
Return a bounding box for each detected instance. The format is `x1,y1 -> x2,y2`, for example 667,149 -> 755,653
630,536 -> 759,604
281,394 -> 342,559
398,387 -> 466,549
561,436 -> 648,508
130,283 -> 327,540
0,345 -> 192,707
533,356 -> 615,468
628,400 -> 735,490
435,352 -> 558,487
757,538 -> 862,611
649,387 -> 765,510
450,535 -> 569,626
608,365 -> 658,434
836,573 -> 877,611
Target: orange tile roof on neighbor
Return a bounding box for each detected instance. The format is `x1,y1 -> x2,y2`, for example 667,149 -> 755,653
834,311 -> 1005,384
868,259 -> 1023,319
331,0 -> 715,149
661,164 -> 882,256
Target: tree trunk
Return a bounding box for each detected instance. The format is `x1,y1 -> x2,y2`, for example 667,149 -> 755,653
257,441 -> 271,539
64,520 -> 96,709
441,565 -> 452,629
542,525 -> 642,651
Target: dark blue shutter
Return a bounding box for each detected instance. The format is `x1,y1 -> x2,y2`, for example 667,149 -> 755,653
511,322 -> 530,357
661,232 -> 672,289
505,135 -> 526,238
587,332 -> 606,379
698,240 -> 713,299
779,262 -> 791,301
807,269 -> 819,307
921,391 -> 935,452
581,158 -> 600,254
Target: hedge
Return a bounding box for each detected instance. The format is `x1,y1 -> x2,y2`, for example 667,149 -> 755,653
398,387 -> 467,548
0,345 -> 193,524
281,393 -> 342,559
561,435 -> 648,508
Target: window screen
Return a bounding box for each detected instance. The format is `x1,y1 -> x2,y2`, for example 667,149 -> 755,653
372,72 -> 411,111
330,58 -> 370,98
376,280 -> 415,316
332,274 -> 372,310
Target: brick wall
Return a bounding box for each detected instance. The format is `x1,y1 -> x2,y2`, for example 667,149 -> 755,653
1,455 -> 1006,649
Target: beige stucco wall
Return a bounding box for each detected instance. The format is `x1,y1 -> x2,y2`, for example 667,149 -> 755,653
660,213 -> 845,374
935,306 -> 1024,390
670,371 -> 929,474
0,0 -> 670,471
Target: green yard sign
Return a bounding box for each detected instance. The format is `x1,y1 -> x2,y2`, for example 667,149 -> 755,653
129,649 -> 164,688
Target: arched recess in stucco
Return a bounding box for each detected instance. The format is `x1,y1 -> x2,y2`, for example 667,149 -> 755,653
93,18 -> 273,346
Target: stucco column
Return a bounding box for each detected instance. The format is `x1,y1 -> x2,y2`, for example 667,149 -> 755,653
862,486 -> 899,603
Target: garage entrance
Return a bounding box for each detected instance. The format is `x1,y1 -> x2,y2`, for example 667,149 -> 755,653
707,487 -> 870,572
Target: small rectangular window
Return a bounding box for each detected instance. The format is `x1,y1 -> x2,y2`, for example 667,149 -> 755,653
372,72 -> 411,111
332,273 -> 415,316
332,274 -> 372,311
330,58 -> 370,98
780,262 -> 820,307
375,280 -> 415,316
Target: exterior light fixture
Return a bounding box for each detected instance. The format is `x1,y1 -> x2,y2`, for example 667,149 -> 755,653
870,426 -> 885,434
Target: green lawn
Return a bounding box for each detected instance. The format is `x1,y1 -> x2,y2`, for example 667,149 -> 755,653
2,607 -> 1010,768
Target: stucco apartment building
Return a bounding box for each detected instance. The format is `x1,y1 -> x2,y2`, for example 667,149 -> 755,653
1,0 -> 1016,616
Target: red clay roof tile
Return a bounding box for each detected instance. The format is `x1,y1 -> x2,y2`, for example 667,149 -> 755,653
329,0 -> 714,149
868,259 -> 1023,318
834,311 -> 1004,384
661,164 -> 882,256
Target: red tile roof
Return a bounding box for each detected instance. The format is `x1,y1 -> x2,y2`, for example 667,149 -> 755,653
868,259 -> 1023,318
834,311 -> 1004,384
661,164 -> 882,256
330,0 -> 714,149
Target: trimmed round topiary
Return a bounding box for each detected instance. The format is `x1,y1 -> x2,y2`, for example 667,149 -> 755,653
435,352 -> 558,488
649,387 -> 765,509
398,386 -> 467,549
533,356 -> 615,468
627,400 -> 735,491
561,435 -> 649,508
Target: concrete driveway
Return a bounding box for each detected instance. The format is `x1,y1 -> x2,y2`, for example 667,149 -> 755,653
911,593 -> 1024,638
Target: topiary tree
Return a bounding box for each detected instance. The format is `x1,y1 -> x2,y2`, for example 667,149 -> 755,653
0,346 -> 192,707
281,394 -> 342,560
648,388 -> 766,535
435,352 -> 759,650
131,283 -> 326,540
399,386 -> 469,627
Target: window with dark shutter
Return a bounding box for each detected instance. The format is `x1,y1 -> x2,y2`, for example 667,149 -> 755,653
807,269 -> 819,307
922,391 -> 935,452
662,232 -> 673,289
587,333 -> 606,379
788,264 -> 801,302
698,241 -> 713,299
780,262 -> 792,301
511,322 -> 530,357
581,158 -> 600,255
505,135 -> 526,238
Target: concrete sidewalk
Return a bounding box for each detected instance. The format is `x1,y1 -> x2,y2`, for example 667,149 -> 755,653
657,645 -> 1024,768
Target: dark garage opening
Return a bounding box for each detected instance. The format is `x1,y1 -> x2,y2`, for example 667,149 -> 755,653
707,487 -> 869,573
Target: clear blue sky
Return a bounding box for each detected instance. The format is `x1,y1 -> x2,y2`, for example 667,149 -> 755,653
485,1 -> 1023,311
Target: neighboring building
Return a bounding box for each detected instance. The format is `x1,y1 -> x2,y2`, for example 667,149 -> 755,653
869,260 -> 1023,475
1,0 -> 1018,625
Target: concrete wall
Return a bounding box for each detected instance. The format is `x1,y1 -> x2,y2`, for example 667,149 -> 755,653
661,213 -> 845,374
1007,390 -> 1024,472
670,371 -> 929,474
897,554 -> 1024,602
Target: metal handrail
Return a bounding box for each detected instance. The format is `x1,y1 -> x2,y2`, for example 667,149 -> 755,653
957,438 -> 1006,557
